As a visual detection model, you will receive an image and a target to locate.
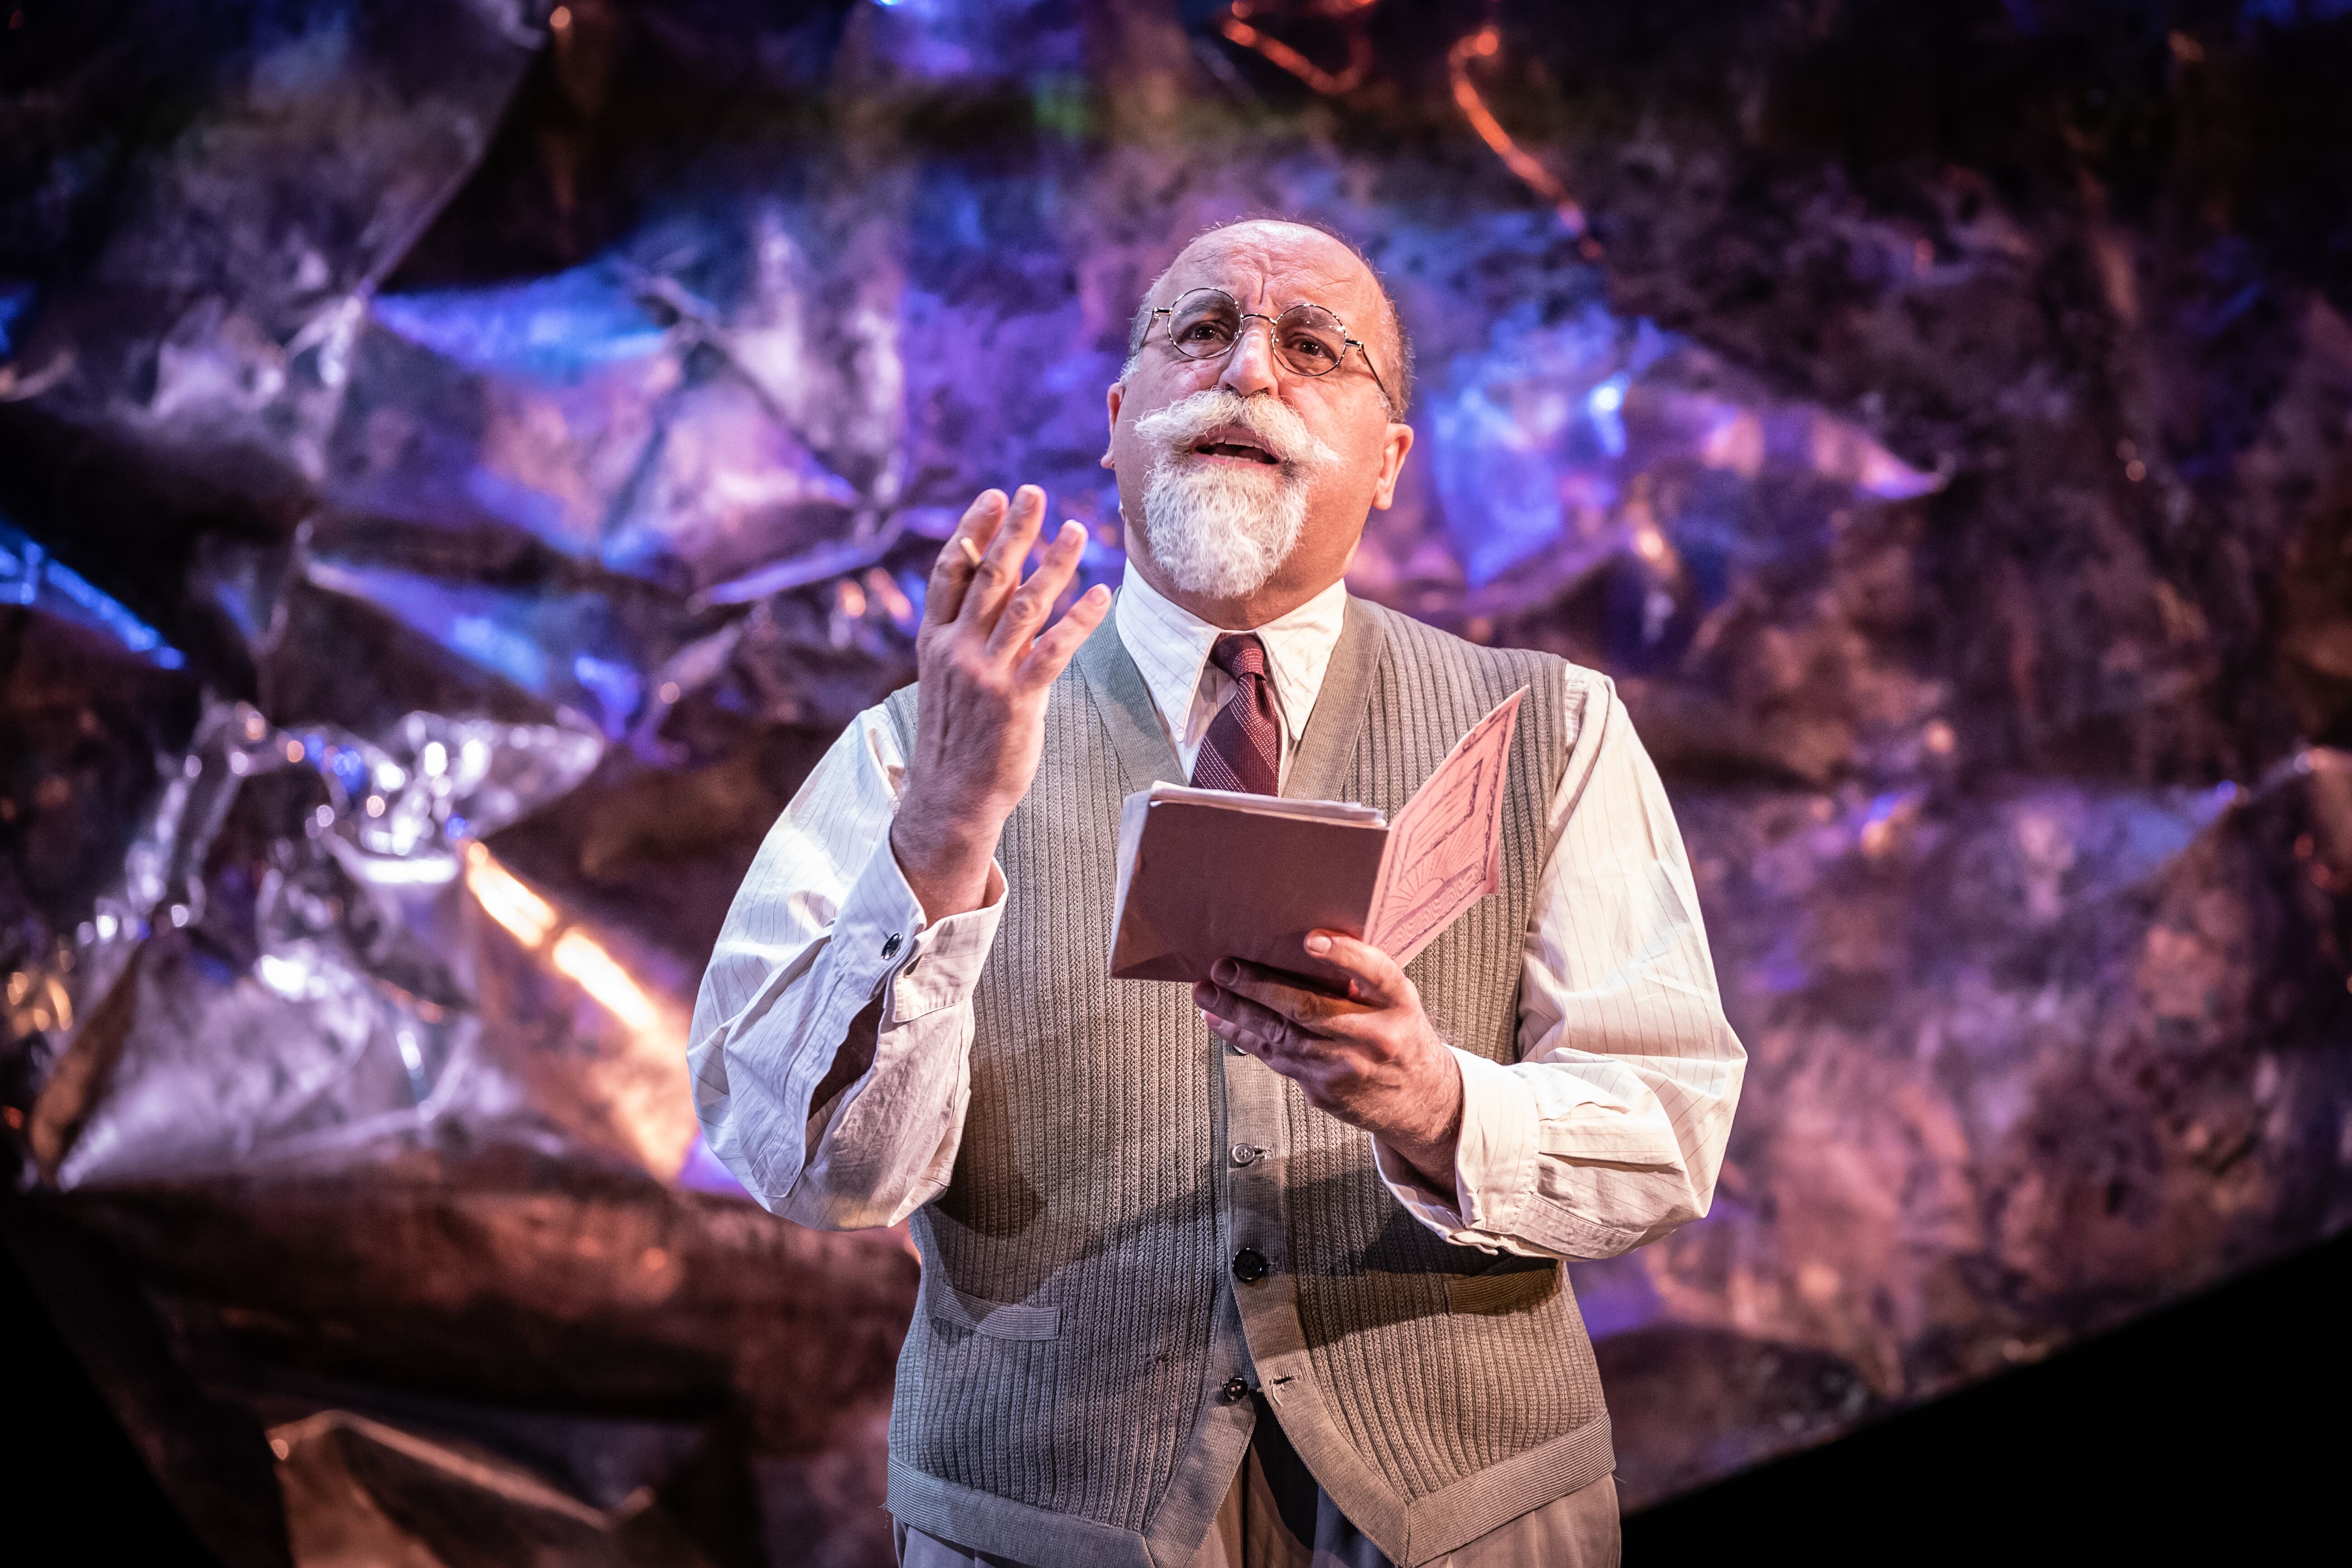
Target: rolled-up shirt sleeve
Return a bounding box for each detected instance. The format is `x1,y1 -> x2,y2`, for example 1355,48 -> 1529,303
1376,672 -> 1746,1260
688,704 -> 1000,1230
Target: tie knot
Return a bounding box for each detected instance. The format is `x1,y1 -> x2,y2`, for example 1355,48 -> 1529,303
1209,633 -> 1267,684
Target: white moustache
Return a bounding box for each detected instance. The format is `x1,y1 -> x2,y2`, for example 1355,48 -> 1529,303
1133,390 -> 1342,472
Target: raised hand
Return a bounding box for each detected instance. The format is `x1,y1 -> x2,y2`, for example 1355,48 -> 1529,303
1194,930 -> 1466,1191
890,485 -> 1113,920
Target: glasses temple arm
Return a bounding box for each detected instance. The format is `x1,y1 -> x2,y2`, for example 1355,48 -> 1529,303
1352,341 -> 1397,417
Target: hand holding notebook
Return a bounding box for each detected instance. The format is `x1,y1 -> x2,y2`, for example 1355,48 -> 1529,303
1109,689 -> 1526,991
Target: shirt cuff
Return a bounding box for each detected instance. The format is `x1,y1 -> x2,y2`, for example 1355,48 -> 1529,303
1374,1047 -> 1541,1245
830,834 -> 1006,1028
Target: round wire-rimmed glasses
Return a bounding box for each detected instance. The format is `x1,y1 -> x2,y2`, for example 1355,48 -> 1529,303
1148,287 -> 1395,412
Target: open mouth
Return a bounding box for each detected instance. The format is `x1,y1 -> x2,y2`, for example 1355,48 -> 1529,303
1189,427 -> 1282,465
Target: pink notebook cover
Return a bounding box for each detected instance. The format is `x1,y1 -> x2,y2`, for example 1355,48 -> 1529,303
1108,689 -> 1525,991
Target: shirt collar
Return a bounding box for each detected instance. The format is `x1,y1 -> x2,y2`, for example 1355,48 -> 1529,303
1113,561 -> 1349,747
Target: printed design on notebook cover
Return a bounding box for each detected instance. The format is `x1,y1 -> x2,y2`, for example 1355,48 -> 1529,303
1364,688 -> 1525,966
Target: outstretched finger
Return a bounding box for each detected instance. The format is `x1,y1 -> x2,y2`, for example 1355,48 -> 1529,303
988,518 -> 1088,657
1018,582 -> 1112,687
956,484 -> 1047,634
922,490 -> 1009,629
1301,931 -> 1413,1009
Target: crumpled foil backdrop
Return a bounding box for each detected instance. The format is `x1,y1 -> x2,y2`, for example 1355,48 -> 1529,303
3,1 -> 2349,1563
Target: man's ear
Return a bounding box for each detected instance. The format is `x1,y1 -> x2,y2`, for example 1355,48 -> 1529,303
1370,420 -> 1416,510
1102,381 -> 1123,469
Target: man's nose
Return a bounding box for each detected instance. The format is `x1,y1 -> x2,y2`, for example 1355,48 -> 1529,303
1217,317 -> 1283,400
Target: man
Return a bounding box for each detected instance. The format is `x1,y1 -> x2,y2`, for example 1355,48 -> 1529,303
691,220 -> 1743,1567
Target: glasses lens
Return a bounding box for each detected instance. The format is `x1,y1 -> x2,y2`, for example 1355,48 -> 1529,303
1166,290 -> 1241,359
1273,304 -> 1349,377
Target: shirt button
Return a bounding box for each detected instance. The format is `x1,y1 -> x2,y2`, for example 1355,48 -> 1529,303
881,932 -> 903,959
1232,1248 -> 1268,1284
1230,1144 -> 1263,1167
1221,1377 -> 1251,1404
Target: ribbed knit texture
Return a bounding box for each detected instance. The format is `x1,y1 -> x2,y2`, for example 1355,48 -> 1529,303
1285,607 -> 1604,1503
884,602 -> 1599,1538
885,664 -> 1222,1532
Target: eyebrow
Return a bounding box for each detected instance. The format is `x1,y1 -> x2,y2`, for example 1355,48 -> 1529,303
1164,283 -> 1368,318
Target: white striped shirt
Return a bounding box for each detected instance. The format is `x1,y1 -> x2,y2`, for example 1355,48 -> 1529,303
688,564 -> 1744,1259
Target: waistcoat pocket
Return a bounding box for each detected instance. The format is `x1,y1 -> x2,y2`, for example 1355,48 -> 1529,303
927,1276 -> 1063,1341
1442,1254 -> 1561,1316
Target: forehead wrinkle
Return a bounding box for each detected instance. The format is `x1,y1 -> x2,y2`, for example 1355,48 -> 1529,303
1163,243 -> 1380,339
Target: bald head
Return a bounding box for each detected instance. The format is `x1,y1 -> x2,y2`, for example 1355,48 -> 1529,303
1124,220 -> 1413,417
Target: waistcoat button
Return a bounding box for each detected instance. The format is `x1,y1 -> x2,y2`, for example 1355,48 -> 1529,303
1232,1248 -> 1268,1284
1230,1143 -> 1263,1167
1221,1377 -> 1251,1404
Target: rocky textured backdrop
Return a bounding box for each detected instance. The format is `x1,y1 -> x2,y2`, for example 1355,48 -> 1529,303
4,2 -> 2349,1564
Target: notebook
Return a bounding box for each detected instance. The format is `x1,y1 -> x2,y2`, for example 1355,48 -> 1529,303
1108,688 -> 1526,993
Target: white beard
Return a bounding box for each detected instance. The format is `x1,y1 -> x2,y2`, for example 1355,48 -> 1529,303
1132,391 -> 1337,599
1139,456 -> 1309,599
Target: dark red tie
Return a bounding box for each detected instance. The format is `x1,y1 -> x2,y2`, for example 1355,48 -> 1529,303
1190,634 -> 1281,796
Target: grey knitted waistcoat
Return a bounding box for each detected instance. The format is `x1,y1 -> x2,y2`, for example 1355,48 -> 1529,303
880,598 -> 1611,1568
